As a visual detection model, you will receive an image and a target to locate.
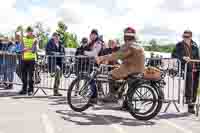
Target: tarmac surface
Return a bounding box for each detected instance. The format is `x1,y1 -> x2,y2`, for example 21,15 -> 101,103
0,83 -> 200,133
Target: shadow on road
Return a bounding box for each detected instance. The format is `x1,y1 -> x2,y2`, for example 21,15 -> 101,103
91,105 -> 125,111
49,97 -> 67,105
50,97 -> 193,123
156,112 -> 192,120
56,110 -> 156,126
0,91 -> 19,97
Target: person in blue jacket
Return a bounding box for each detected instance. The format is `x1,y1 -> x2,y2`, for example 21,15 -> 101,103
3,40 -> 20,89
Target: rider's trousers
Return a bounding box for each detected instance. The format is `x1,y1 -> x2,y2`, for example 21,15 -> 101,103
90,79 -> 97,98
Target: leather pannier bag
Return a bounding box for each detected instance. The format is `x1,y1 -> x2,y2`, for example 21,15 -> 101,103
143,67 -> 161,80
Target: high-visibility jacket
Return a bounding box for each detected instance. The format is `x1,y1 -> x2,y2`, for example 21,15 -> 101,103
23,37 -> 36,61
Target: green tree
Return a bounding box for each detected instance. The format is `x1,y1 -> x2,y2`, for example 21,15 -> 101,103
16,25 -> 23,32
56,21 -> 79,48
149,39 -> 158,51
34,22 -> 49,49
144,42 -> 175,53
0,33 -> 4,38
67,33 -> 79,48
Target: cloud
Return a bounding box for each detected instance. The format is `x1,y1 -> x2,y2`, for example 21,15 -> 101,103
159,0 -> 186,12
56,1 -> 83,24
0,0 -> 16,9
159,0 -> 200,12
46,0 -> 64,8
140,25 -> 177,36
0,0 -> 27,34
139,25 -> 179,42
56,8 -> 81,24
1,0 -> 200,43
79,0 -> 130,16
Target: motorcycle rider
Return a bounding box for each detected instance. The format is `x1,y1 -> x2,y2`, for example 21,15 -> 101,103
96,27 -> 145,103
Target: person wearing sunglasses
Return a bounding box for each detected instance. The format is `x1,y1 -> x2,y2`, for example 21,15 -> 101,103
96,27 -> 145,103
172,30 -> 199,114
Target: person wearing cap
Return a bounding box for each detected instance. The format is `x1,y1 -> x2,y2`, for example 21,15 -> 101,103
83,29 -> 103,57
18,26 -> 37,95
96,27 -> 145,103
81,37 -> 88,47
75,37 -> 89,56
172,30 -> 199,114
46,32 -> 65,96
80,29 -> 103,103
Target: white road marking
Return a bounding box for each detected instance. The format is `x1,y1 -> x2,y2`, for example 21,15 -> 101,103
162,119 -> 194,133
41,114 -> 55,133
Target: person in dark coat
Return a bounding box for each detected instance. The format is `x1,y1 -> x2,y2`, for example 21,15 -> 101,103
172,30 -> 199,114
46,33 -> 65,96
75,37 -> 89,56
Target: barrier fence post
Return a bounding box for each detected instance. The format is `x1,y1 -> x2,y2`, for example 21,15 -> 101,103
182,59 -> 200,116
161,58 -> 181,113
178,59 -> 181,104
0,53 -> 192,115
183,63 -> 187,106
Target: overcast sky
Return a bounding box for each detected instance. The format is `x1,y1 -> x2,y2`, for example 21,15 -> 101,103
1,0 -> 200,43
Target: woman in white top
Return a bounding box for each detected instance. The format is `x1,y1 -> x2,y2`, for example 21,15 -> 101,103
84,29 -> 103,104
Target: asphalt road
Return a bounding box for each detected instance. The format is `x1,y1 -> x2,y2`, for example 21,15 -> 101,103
0,84 -> 200,133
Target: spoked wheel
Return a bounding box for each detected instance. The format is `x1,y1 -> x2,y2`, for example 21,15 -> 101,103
127,84 -> 162,121
67,77 -> 93,112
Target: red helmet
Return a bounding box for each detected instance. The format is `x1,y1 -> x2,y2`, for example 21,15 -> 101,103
124,27 -> 136,37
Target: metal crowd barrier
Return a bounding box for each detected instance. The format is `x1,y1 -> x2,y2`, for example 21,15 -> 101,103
0,52 -> 185,113
0,53 -> 98,97
0,53 -> 75,97
184,60 -> 200,116
0,52 -> 18,85
33,54 -> 80,96
146,58 -> 182,112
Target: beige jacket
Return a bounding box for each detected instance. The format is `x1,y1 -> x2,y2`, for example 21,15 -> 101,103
105,43 -> 145,80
